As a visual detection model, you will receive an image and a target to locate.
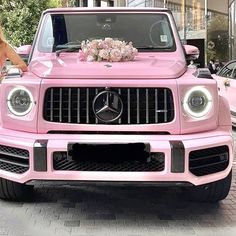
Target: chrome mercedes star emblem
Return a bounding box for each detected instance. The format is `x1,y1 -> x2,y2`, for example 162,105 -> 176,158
93,90 -> 123,123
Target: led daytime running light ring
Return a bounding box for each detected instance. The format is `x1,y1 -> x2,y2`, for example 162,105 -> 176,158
183,87 -> 212,118
7,87 -> 34,116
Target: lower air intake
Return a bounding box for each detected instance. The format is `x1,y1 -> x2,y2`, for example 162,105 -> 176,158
0,145 -> 29,174
189,145 -> 229,176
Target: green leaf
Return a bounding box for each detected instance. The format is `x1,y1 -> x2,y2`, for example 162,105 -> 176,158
0,0 -> 62,47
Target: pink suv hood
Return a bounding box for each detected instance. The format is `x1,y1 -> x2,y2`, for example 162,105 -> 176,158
29,53 -> 186,79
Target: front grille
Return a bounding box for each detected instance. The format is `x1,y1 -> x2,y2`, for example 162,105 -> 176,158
53,151 -> 165,172
230,110 -> 236,117
189,146 -> 229,176
0,145 -> 29,174
43,87 -> 174,124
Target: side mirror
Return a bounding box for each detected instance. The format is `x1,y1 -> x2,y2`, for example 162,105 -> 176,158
183,45 -> 199,61
6,67 -> 23,78
16,45 -> 32,63
1,66 -> 22,79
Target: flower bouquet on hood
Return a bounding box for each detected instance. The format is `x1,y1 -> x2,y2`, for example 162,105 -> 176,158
78,38 -> 138,62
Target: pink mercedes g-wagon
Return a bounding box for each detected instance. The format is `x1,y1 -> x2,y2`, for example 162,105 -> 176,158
0,8 -> 233,202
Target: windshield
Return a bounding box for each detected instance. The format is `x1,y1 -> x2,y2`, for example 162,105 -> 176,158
38,12 -> 176,53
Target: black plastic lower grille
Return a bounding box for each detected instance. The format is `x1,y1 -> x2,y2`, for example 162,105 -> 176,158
53,152 -> 165,172
0,145 -> 29,174
189,146 -> 229,176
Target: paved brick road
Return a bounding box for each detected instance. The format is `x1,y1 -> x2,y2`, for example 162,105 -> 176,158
0,131 -> 236,236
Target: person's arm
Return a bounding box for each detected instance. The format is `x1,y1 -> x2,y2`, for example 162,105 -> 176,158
5,43 -> 28,72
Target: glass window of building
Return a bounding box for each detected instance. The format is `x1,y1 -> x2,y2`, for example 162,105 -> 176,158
229,0 -> 236,59
125,0 -> 230,65
207,0 -> 229,63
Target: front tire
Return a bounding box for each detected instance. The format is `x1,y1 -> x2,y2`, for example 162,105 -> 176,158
188,170 -> 232,202
0,178 -> 34,201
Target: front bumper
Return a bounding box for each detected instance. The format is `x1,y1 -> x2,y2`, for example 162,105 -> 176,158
0,127 -> 233,186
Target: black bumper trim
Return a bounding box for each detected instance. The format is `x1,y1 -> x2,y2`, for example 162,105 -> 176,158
170,141 -> 185,173
33,140 -> 48,172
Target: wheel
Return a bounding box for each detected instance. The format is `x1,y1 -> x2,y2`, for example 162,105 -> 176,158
0,178 -> 34,201
188,170 -> 232,202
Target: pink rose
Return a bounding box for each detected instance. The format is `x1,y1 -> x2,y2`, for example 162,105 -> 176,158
110,49 -> 122,62
78,50 -> 86,61
98,49 -> 110,60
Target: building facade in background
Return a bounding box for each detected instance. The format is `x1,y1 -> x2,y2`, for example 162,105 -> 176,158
229,0 -> 236,60
75,0 -> 234,66
75,0 -> 115,7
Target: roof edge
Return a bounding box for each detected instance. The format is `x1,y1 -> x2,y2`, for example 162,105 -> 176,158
43,7 -> 170,14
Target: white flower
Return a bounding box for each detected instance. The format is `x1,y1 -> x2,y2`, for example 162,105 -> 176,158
90,48 -> 99,56
87,55 -> 95,62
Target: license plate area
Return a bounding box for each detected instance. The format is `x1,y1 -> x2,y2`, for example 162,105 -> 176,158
67,143 -> 150,163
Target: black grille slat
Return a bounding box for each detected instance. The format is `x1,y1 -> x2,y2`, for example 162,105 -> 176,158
190,163 -> 229,177
189,146 -> 229,176
0,157 -> 29,168
50,88 -> 54,121
0,145 -> 29,174
0,145 -> 29,158
0,162 -> 28,174
44,87 -> 174,125
127,88 -> 131,124
190,159 -> 229,170
59,88 -> 62,122
77,88 -> 80,123
146,89 -> 149,124
118,89 -> 122,124
53,152 -> 165,172
86,88 -> 89,124
137,88 -> 140,124
164,89 -> 168,122
155,89 -> 158,123
68,88 -> 72,123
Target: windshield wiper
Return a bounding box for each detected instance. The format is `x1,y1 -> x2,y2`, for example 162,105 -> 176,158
55,45 -> 81,57
136,46 -> 170,50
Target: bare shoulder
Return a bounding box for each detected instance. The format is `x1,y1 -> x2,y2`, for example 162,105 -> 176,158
0,42 -> 7,65
0,42 -> 13,57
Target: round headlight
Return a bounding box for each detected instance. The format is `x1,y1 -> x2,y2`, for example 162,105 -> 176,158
7,87 -> 34,116
182,87 -> 212,118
